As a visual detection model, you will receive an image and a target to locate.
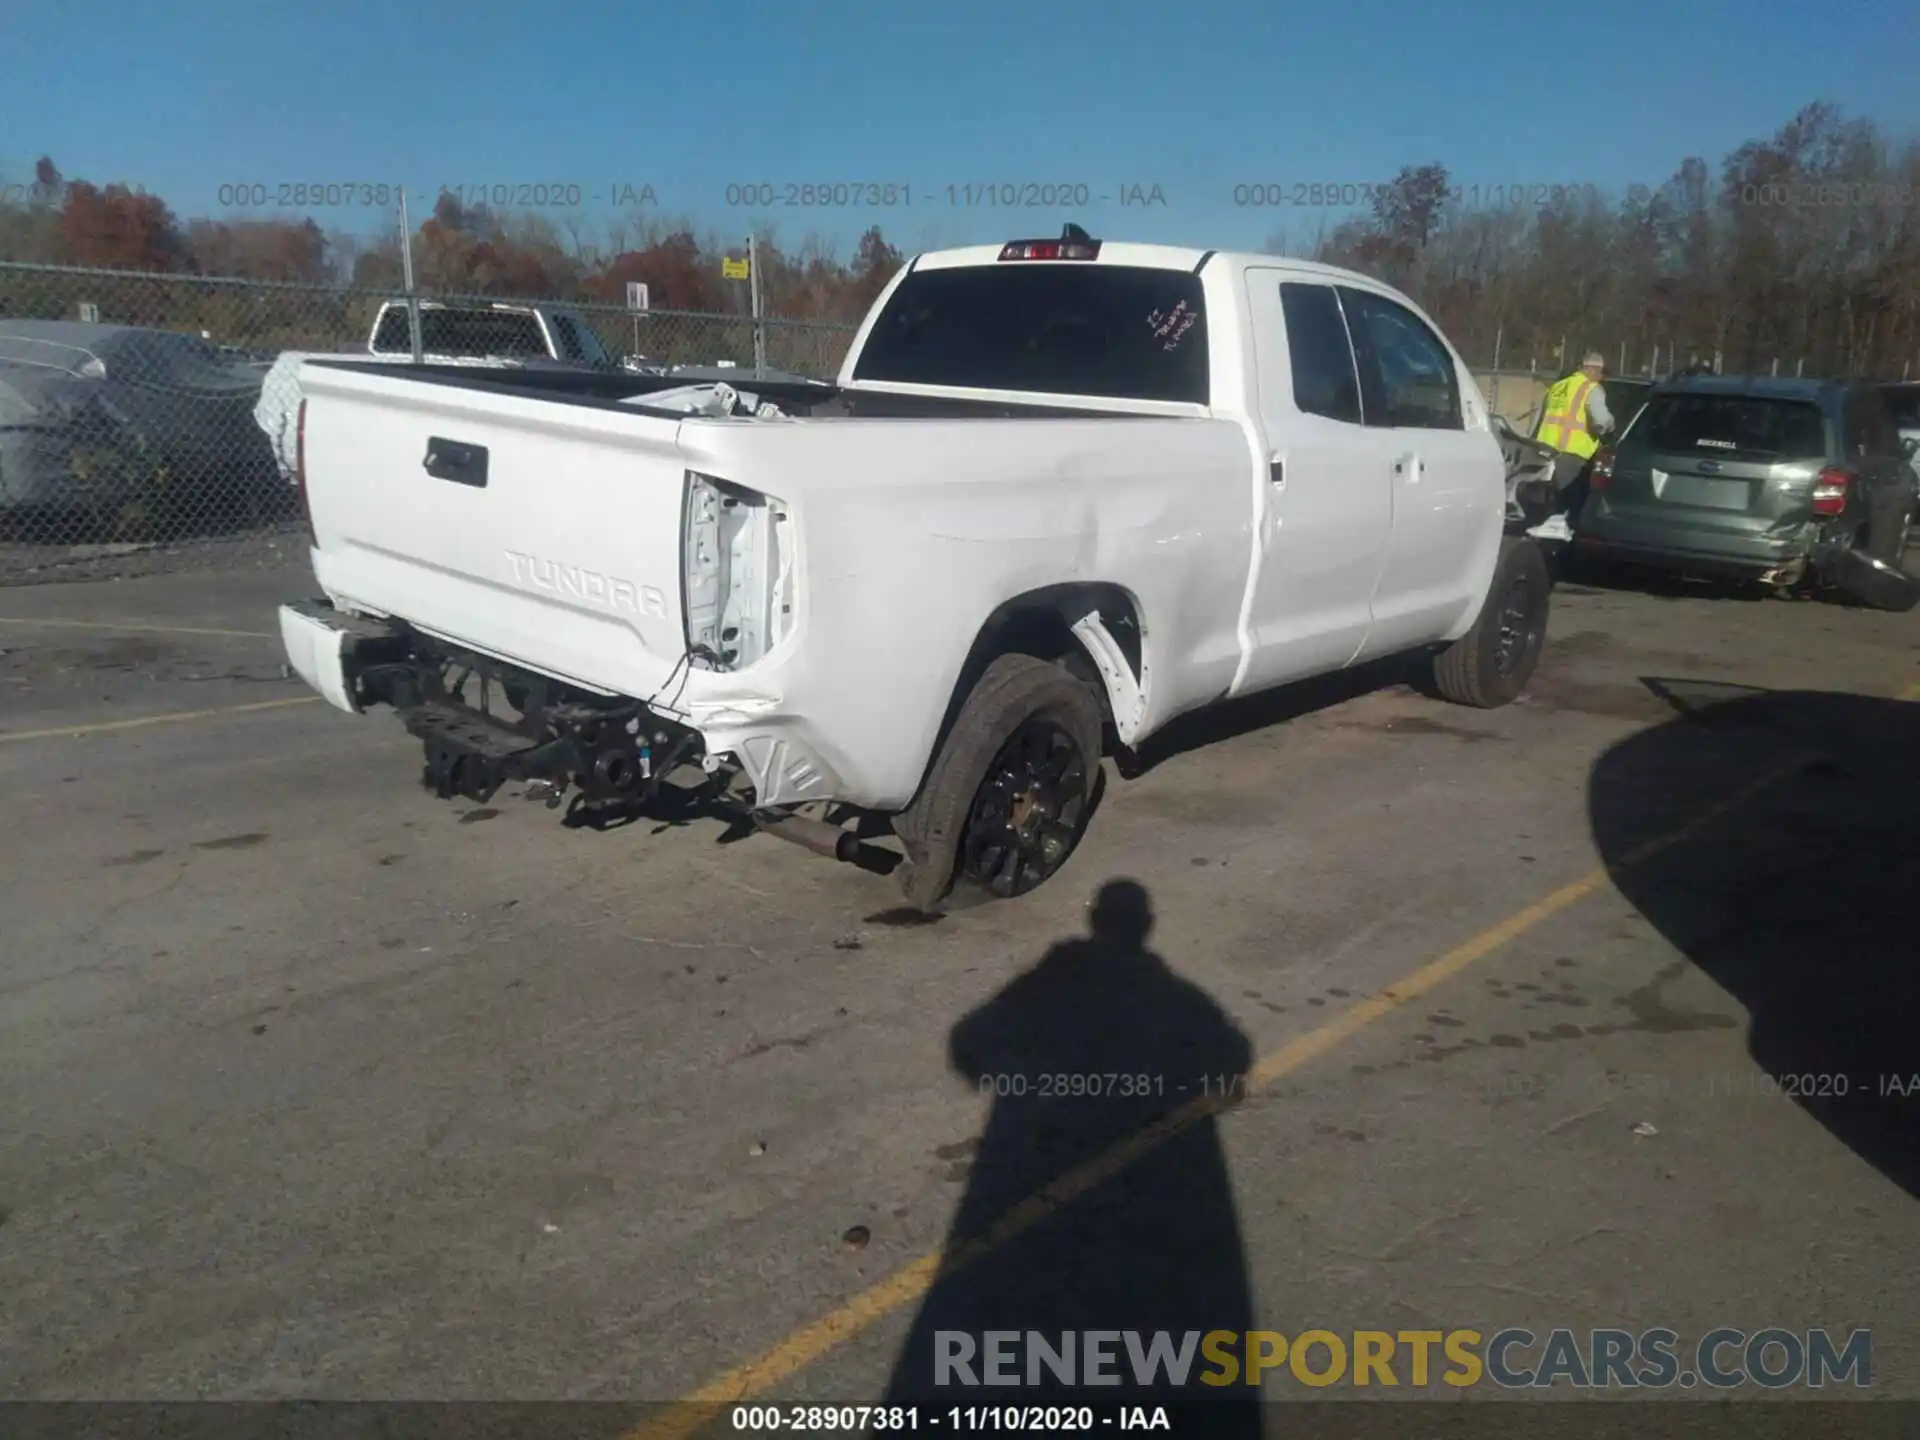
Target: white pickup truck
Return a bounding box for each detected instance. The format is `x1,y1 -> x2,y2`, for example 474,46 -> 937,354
280,228 -> 1550,910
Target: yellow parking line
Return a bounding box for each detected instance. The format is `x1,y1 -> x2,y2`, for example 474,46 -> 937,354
625,758 -> 1808,1440
0,696 -> 318,744
0,616 -> 276,640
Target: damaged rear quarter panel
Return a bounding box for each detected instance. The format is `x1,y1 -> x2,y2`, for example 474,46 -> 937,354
673,413 -> 1254,809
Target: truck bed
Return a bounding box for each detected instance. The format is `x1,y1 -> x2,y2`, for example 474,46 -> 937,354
294,358 -> 1230,740
309,360 -> 1179,421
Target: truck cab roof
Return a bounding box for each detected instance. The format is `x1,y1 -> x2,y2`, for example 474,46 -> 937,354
906,238 -> 1378,287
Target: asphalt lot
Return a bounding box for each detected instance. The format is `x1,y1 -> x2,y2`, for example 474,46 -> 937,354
1,558 -> 1916,1420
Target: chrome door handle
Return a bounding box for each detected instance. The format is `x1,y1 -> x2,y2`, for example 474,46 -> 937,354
1394,452 -> 1423,483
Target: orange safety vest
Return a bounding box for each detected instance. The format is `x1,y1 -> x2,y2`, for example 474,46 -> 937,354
1535,372 -> 1601,459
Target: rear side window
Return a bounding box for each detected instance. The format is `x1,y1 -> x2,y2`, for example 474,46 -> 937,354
1279,282 -> 1361,424
371,306 -> 411,352
1636,395 -> 1827,462
1337,288 -> 1462,430
550,314 -> 613,366
1607,380 -> 1650,429
1883,386 -> 1920,429
1844,389 -> 1899,459
852,264 -> 1209,403
549,314 -> 590,363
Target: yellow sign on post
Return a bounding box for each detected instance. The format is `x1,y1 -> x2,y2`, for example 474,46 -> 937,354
721,254 -> 750,280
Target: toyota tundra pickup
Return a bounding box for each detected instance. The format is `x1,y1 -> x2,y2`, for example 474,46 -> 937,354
280,227 -> 1551,910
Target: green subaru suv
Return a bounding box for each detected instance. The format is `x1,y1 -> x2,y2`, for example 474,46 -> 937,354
1572,375 -> 1918,596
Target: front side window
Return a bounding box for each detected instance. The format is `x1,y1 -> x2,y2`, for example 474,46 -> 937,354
1337,288 -> 1462,430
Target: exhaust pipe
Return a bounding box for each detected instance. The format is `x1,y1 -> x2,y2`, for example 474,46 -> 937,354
745,807 -> 900,875
750,808 -> 864,861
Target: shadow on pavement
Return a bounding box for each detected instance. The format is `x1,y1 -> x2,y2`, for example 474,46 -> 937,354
1119,652 -> 1427,777
882,879 -> 1261,1429
1589,680 -> 1920,1200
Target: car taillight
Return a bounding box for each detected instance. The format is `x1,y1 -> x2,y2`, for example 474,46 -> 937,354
1589,446 -> 1614,491
1811,466 -> 1849,516
295,397 -> 316,542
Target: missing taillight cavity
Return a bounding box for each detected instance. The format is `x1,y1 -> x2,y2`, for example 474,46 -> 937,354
682,471 -> 794,672
1811,467 -> 1850,516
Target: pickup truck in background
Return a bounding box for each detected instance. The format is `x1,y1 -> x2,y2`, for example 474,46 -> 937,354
279,227 -> 1550,911
255,300 -> 642,482
364,299 -> 632,368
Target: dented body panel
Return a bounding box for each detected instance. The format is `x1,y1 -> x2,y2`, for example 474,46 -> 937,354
672,413 -> 1253,806
287,243 -> 1508,816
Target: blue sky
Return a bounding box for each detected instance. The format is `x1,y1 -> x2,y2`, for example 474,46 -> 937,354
5,0 -> 1915,261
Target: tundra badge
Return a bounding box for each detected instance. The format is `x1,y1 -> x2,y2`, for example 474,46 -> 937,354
504,550 -> 668,617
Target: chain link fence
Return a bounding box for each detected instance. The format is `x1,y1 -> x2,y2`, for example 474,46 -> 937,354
4,259 -> 1893,586
0,261 -> 859,584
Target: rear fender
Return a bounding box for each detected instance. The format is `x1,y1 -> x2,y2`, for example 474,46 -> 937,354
904,583 -> 1147,811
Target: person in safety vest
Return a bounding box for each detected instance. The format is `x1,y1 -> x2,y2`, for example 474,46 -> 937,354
1535,351 -> 1614,489
1526,352 -> 1615,541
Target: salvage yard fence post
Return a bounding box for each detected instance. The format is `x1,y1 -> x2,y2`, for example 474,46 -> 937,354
397,192 -> 423,366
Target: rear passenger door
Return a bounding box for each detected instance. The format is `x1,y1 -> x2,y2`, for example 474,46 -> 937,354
1234,271 -> 1395,695
1337,287 -> 1504,662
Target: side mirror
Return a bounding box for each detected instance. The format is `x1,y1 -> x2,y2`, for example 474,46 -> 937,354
1902,436 -> 1918,460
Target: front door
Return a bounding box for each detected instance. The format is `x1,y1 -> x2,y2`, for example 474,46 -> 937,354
1337,286 -> 1505,662
1234,270 -> 1395,696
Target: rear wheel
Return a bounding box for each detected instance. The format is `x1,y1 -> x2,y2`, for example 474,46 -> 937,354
1431,537 -> 1551,708
892,654 -> 1103,913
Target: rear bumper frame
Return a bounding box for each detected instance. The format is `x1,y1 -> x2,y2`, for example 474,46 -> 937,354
278,597 -> 906,869
279,599 -> 707,807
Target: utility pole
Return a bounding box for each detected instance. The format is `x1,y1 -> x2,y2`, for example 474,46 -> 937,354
748,231 -> 766,379
398,190 -> 423,364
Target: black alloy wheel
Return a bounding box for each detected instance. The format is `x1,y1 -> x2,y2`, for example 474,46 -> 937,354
957,717 -> 1092,898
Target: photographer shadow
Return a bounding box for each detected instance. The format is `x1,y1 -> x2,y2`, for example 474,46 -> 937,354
1589,681 -> 1920,1200
882,880 -> 1261,1431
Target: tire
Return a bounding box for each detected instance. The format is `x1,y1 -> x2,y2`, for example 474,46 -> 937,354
1431,536 -> 1551,709
891,654 -> 1104,913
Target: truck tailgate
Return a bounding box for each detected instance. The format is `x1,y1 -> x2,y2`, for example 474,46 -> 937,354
298,362 -> 693,703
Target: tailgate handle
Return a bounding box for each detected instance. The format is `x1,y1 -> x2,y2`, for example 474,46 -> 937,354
424,437 -> 488,488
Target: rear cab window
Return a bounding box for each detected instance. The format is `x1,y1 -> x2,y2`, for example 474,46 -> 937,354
851,263 -> 1209,403
1630,393 -> 1828,463
373,306 -> 550,359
